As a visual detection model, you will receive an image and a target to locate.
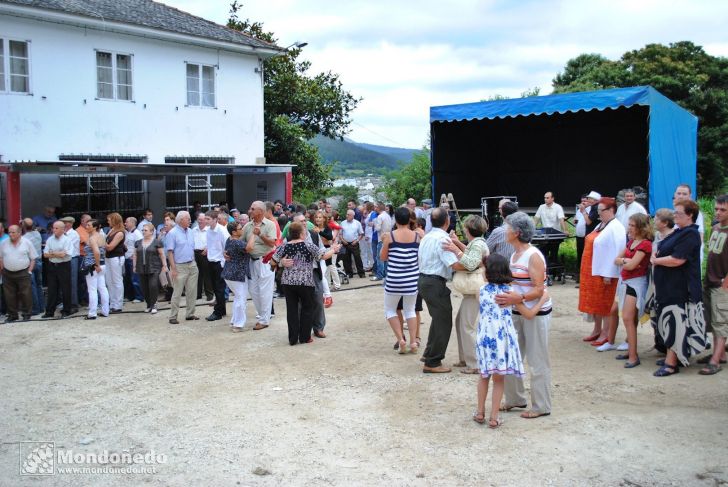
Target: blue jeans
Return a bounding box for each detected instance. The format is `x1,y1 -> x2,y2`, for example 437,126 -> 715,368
124,258 -> 144,301
30,259 -> 45,315
370,239 -> 378,274
375,241 -> 387,279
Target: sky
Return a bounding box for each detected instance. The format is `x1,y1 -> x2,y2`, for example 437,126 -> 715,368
165,0 -> 728,149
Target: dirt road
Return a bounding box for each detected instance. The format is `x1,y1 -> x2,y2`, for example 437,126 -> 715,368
1,281 -> 726,486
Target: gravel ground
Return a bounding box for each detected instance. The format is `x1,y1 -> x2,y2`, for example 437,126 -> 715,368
1,280 -> 727,486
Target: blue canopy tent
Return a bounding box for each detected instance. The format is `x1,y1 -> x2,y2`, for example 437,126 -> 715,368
429,86 -> 697,213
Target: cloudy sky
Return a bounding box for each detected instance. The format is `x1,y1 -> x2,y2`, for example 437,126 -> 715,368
167,0 -> 728,149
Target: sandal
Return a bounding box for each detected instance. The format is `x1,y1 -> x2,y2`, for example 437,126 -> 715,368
460,368 -> 479,374
472,411 -> 485,424
398,339 -> 407,355
499,404 -> 527,412
582,332 -> 600,342
698,363 -> 723,375
653,364 -> 679,377
697,356 -> 727,365
488,416 -> 503,429
408,343 -> 419,354
655,358 -> 680,367
520,410 -> 551,419
253,323 -> 269,331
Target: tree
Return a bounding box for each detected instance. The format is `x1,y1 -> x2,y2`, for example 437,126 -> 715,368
227,2 -> 360,196
383,148 -> 432,206
553,42 -> 728,194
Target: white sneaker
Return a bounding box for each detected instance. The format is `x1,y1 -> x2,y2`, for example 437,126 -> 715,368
132,299 -> 143,304
596,342 -> 617,352
151,306 -> 158,314
616,342 -> 629,351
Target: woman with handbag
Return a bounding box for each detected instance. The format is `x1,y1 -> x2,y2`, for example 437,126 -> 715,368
443,215 -> 490,373
380,207 -> 421,353
133,223 -> 168,314
83,219 -> 109,319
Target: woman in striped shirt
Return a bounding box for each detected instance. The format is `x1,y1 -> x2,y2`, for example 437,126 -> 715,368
380,207 -> 421,354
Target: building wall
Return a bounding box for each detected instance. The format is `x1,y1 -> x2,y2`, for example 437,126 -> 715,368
0,15 -> 265,164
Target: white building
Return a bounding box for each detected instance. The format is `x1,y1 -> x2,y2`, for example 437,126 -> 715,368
0,0 -> 291,223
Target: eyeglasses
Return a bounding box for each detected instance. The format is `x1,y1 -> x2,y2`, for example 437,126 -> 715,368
673,211 -> 686,216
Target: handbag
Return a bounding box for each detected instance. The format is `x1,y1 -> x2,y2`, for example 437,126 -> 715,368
452,267 -> 485,295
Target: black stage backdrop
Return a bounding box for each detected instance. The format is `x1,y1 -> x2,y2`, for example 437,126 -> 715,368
430,105 -> 650,211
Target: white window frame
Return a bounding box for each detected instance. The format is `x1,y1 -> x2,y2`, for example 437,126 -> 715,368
0,37 -> 32,95
184,61 -> 217,108
95,49 -> 134,102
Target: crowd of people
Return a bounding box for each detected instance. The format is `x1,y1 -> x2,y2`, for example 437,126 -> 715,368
1,184 -> 727,429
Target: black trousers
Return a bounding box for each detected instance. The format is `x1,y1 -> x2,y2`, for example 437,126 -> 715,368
284,284 -> 315,345
419,275 -> 453,368
45,261 -> 72,316
139,272 -> 160,309
576,237 -> 585,279
195,250 -> 214,300
208,261 -> 227,317
342,243 -> 365,277
543,241 -> 561,271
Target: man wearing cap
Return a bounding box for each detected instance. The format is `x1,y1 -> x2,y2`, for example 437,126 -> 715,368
580,191 -> 602,234
0,225 -> 37,322
61,216 -> 80,314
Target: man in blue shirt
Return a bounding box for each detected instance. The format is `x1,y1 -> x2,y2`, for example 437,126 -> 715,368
418,207 -> 459,373
32,206 -> 57,244
166,211 -> 199,324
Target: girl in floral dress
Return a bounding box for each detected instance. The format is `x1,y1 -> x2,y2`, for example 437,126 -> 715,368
474,254 -> 549,428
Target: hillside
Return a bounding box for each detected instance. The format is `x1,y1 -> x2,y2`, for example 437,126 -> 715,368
311,135 -> 418,177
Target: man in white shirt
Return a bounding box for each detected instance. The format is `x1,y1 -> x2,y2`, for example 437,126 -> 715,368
191,212 -> 214,302
205,210 -> 228,321
0,225 -> 37,322
61,216 -> 80,313
123,217 -> 144,303
573,194 -> 589,286
340,209 -> 365,278
137,209 -> 155,235
418,207 -> 459,373
616,188 -> 647,230
534,191 -> 567,273
42,221 -> 73,318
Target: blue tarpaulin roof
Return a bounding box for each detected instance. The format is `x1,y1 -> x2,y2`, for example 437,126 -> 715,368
430,86 -> 698,212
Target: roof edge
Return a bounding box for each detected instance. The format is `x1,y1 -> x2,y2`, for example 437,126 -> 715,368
0,2 -> 283,58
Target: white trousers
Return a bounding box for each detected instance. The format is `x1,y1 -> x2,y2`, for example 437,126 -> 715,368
86,266 -> 110,317
360,238 -> 373,269
105,256 -> 125,310
326,256 -> 341,289
384,293 -> 416,320
249,258 -> 274,325
319,259 -> 331,297
226,279 -> 249,328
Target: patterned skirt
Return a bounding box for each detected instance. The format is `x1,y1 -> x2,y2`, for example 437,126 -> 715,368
656,301 -> 707,366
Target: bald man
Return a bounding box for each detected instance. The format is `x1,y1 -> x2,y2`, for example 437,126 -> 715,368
0,225 -> 37,322
241,201 -> 277,330
42,221 -> 73,318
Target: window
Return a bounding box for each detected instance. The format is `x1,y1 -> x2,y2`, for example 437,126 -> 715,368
60,154 -> 147,163
96,51 -> 133,101
0,38 -> 30,93
165,175 -> 227,212
60,174 -> 145,218
186,63 -> 215,107
164,156 -> 233,165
